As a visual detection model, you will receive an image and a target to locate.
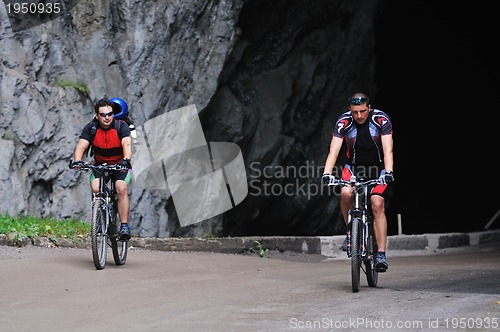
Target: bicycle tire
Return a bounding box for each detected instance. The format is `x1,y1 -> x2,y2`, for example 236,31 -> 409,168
365,222 -> 378,287
350,218 -> 361,293
109,199 -> 128,265
91,199 -> 108,270
111,238 -> 128,265
111,237 -> 128,265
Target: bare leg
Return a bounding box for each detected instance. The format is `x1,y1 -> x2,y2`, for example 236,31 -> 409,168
90,178 -> 100,194
340,186 -> 353,224
114,180 -> 129,224
371,194 -> 387,252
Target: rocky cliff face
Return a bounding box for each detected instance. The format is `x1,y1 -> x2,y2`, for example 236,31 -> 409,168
0,0 -> 382,237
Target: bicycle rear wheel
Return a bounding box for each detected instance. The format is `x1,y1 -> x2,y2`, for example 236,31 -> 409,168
109,206 -> 128,265
365,222 -> 378,287
111,238 -> 128,265
350,218 -> 361,293
91,199 -> 108,270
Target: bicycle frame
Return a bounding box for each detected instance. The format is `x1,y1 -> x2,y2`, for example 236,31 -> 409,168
71,162 -> 128,270
92,168 -> 117,236
329,176 -> 380,292
348,179 -> 377,257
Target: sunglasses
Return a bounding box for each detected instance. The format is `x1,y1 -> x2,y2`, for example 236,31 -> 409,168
98,111 -> 114,118
349,97 -> 368,105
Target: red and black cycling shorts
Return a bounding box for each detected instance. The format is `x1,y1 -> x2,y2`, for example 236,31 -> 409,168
341,164 -> 393,199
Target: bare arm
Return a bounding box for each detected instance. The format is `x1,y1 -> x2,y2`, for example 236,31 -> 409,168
323,136 -> 344,174
121,136 -> 132,161
381,134 -> 393,172
73,139 -> 90,161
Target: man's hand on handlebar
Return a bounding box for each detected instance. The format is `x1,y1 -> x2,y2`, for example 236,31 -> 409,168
71,160 -> 86,170
118,158 -> 132,172
322,173 -> 336,185
378,169 -> 394,185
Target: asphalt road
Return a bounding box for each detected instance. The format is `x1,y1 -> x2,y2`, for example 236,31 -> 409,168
0,243 -> 499,332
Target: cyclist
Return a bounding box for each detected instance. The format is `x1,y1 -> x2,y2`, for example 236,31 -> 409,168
71,98 -> 133,241
322,92 -> 394,272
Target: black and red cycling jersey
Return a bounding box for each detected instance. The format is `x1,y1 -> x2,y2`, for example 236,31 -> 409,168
334,108 -> 393,197
80,119 -> 130,164
333,108 -> 392,166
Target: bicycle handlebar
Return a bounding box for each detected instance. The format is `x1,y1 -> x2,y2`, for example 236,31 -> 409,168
69,160 -> 128,173
327,177 -> 381,188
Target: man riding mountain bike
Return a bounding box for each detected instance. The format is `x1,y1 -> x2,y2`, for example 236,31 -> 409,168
322,92 -> 394,272
71,98 -> 133,241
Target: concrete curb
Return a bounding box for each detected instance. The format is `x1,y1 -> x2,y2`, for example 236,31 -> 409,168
1,229 -> 499,257
320,229 -> 500,257
129,229 -> 500,257
128,236 -> 323,255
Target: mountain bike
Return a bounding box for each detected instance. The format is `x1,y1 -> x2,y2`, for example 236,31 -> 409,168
328,176 -> 380,292
71,162 -> 129,270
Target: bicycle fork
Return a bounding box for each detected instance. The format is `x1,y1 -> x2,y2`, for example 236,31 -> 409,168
360,215 -> 368,257
93,196 -> 110,235
347,211 -> 369,258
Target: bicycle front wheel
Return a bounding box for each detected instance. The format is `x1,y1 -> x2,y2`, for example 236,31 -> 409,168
91,199 -> 108,270
365,223 -> 378,287
350,218 -> 361,293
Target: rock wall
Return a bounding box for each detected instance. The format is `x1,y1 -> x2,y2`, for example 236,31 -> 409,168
0,0 -> 383,237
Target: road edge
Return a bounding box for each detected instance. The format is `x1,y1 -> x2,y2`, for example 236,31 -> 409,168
1,229 -> 499,257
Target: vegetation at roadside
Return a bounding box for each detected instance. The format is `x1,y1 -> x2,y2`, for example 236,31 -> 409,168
57,79 -> 89,95
248,240 -> 269,258
0,214 -> 90,243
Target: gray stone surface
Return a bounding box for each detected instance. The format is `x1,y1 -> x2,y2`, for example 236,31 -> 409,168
0,0 -> 388,238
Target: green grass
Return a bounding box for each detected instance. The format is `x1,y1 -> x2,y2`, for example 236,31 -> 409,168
57,79 -> 89,95
248,240 -> 269,258
0,214 -> 91,243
